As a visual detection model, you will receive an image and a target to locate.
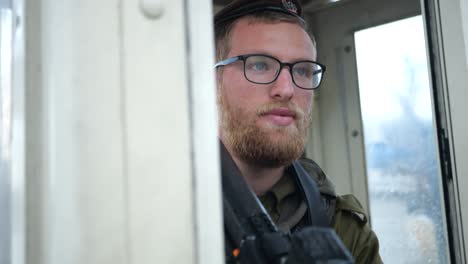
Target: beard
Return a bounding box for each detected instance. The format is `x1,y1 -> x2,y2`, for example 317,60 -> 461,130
218,89 -> 312,168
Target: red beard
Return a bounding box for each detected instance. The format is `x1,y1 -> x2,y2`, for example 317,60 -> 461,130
218,90 -> 311,168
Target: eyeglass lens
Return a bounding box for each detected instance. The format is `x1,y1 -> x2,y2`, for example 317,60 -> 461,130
244,55 -> 323,89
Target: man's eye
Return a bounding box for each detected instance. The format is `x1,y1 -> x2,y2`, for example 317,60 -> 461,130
248,62 -> 268,71
293,67 -> 310,77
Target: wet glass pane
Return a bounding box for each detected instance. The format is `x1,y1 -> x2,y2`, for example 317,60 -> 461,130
355,16 -> 450,263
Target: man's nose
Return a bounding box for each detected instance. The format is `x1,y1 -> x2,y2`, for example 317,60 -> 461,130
270,67 -> 295,100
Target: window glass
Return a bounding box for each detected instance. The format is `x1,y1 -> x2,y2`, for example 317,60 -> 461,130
355,16 -> 450,263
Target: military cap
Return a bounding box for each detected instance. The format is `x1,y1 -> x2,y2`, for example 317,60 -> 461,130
214,0 -> 305,27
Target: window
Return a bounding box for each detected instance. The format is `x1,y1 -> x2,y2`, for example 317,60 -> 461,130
355,16 -> 450,263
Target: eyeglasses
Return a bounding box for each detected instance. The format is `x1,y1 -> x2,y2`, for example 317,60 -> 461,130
215,54 -> 326,90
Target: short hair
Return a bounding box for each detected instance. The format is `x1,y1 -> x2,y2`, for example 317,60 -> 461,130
214,11 -> 317,61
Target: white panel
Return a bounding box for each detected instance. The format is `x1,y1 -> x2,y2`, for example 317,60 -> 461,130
437,0 -> 468,260
25,0 -> 223,263
26,0 -> 127,263
339,35 -> 368,212
122,0 -> 195,262
185,0 -> 225,263
11,0 -> 25,263
0,7 -> 14,264
462,0 -> 468,69
305,102 -> 324,165
24,0 -> 45,262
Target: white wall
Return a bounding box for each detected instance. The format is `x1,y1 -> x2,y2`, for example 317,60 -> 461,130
24,0 -> 223,263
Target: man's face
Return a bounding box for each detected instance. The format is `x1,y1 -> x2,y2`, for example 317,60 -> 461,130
218,19 -> 316,168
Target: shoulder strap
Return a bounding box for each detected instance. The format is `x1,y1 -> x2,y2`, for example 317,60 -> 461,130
291,161 -> 330,227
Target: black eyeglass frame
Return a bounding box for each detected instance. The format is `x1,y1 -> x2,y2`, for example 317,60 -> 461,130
214,54 -> 327,90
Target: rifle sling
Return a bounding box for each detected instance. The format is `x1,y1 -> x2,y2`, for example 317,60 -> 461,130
290,161 -> 330,228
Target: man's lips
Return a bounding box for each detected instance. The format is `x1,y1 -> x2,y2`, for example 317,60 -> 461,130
265,108 -> 296,117
261,108 -> 296,126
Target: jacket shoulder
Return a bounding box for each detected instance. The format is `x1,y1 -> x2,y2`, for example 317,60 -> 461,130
297,158 -> 383,263
298,157 -> 336,197
335,194 -> 368,224
333,194 -> 383,264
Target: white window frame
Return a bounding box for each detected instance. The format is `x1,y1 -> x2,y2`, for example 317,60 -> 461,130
422,0 -> 468,262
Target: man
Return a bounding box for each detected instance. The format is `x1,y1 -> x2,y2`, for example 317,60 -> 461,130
214,0 -> 383,263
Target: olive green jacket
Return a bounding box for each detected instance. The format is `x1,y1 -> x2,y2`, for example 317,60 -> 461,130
299,158 -> 383,264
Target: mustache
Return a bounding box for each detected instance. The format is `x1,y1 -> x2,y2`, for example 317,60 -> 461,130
255,103 -> 305,119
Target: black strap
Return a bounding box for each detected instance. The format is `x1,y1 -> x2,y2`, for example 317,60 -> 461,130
291,161 -> 330,228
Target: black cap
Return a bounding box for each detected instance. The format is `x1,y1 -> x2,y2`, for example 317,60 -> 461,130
214,0 -> 305,27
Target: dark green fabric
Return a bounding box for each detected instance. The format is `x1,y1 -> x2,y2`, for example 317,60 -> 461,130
258,191 -> 279,222
300,158 -> 383,263
333,195 -> 383,264
258,171 -> 301,224
298,158 -> 336,196
258,158 -> 383,264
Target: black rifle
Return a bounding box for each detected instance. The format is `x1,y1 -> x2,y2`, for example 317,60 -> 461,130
220,142 -> 355,264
